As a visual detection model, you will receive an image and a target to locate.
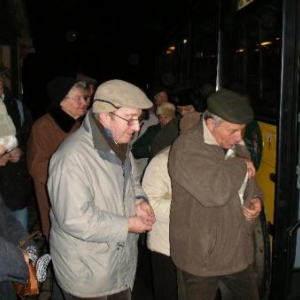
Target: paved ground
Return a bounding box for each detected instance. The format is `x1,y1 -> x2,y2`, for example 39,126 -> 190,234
26,201 -> 154,300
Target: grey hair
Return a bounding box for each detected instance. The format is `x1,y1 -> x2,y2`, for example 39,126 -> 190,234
203,110 -> 224,127
73,80 -> 88,89
93,112 -> 100,120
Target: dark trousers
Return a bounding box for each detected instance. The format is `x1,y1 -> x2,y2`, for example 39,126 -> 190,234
177,266 -> 259,300
51,277 -> 65,300
151,251 -> 178,300
62,288 -> 131,300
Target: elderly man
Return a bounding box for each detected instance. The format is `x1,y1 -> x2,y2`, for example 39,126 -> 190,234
47,79 -> 156,300
168,89 -> 263,300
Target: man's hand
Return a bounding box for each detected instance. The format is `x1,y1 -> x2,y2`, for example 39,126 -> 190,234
135,199 -> 156,226
128,216 -> 154,233
0,153 -> 10,166
243,158 -> 256,178
0,145 -> 6,157
8,147 -> 22,163
0,147 -> 23,166
243,197 -> 262,221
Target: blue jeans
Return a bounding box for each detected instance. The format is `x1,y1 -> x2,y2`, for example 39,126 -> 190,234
12,207 -> 28,230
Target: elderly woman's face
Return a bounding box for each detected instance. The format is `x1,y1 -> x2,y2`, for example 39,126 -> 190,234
158,114 -> 173,127
60,87 -> 90,119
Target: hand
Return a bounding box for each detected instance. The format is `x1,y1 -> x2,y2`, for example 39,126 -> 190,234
128,215 -> 154,233
135,200 -> 156,226
0,145 -> 6,156
243,158 -> 256,178
0,147 -> 23,165
243,197 -> 262,221
0,153 -> 10,166
7,147 -> 22,163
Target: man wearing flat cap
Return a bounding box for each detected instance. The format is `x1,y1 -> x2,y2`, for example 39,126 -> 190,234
168,88 -> 263,300
47,79 -> 155,299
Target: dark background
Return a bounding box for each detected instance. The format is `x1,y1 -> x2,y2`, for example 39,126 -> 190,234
24,0 -> 191,86
0,0 -> 200,118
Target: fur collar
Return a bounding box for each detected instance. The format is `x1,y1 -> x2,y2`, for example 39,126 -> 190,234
48,105 -> 81,133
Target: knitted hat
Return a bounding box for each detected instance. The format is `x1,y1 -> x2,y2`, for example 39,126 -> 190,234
47,76 -> 79,105
207,89 -> 254,124
0,101 -> 16,137
93,79 -> 153,113
156,102 -> 176,119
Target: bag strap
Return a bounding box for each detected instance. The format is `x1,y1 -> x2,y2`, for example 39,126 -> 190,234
18,231 -> 42,248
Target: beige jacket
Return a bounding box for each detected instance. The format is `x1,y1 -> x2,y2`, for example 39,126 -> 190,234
142,147 -> 171,256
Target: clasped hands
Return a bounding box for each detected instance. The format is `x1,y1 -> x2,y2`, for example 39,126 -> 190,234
0,147 -> 22,166
128,199 -> 156,234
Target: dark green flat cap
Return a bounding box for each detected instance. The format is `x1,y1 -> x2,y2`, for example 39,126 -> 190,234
207,89 -> 254,124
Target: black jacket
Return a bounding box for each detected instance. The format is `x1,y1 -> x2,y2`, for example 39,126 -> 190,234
131,123 -> 161,159
150,114 -> 181,158
0,87 -> 33,210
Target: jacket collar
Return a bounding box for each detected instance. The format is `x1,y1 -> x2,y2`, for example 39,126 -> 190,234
49,105 -> 80,133
202,115 -> 219,146
87,110 -> 127,163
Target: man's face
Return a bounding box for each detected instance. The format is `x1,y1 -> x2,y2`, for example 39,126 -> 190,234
177,104 -> 195,116
154,91 -> 168,107
60,87 -> 90,119
107,107 -> 142,144
208,119 -> 245,149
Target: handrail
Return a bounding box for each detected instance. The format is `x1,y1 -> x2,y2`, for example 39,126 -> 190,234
287,219 -> 300,237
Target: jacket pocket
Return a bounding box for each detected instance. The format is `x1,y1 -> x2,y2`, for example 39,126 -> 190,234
203,226 -> 218,267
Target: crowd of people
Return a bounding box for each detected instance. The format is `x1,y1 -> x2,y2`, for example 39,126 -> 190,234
0,66 -> 264,300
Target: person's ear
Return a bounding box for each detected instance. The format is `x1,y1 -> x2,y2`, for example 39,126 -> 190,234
206,118 -> 215,131
99,112 -> 111,126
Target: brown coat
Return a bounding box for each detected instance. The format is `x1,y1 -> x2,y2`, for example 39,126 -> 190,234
27,106 -> 81,238
168,116 -> 263,276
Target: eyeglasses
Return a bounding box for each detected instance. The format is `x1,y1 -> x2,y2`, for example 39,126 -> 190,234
66,95 -> 90,103
110,112 -> 140,126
